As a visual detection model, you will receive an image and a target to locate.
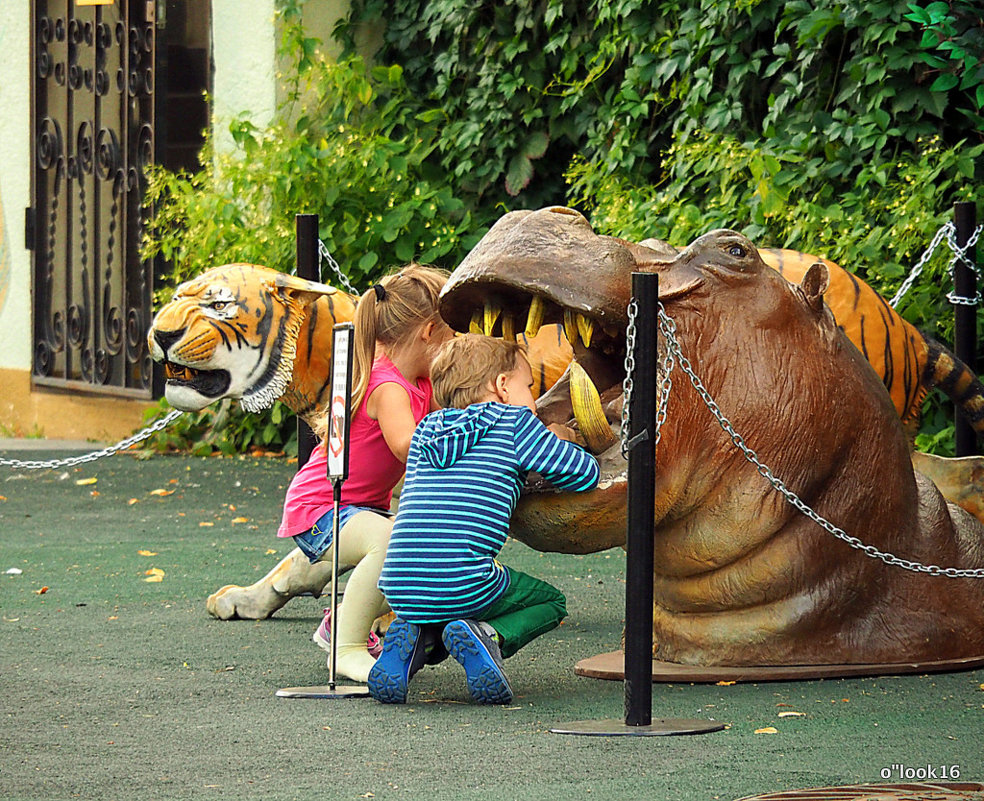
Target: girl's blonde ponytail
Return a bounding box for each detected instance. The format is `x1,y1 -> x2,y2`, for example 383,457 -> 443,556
349,287 -> 382,418
315,263 -> 448,437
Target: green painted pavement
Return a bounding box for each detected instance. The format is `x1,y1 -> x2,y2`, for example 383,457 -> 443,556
1,450 -> 981,800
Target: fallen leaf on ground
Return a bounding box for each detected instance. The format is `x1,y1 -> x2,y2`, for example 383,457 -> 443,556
35,586 -> 49,594
778,711 -> 806,718
127,498 -> 139,506
137,550 -> 158,556
265,549 -> 277,555
76,478 -> 97,485
144,568 -> 165,582
754,726 -> 778,734
231,517 -> 249,524
149,489 -> 174,497
0,495 -> 7,501
716,680 -> 736,686
90,491 -> 100,497
199,522 -> 214,527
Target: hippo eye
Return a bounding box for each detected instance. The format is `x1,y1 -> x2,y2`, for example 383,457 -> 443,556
728,244 -> 746,258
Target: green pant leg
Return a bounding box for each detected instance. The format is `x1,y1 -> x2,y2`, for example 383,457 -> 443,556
477,566 -> 567,658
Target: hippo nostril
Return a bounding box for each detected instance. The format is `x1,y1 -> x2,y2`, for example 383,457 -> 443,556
154,328 -> 185,354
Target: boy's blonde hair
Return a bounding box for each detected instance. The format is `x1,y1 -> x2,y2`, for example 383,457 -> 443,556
431,334 -> 529,410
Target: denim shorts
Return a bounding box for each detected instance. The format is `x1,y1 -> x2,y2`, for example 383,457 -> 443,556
293,505 -> 392,563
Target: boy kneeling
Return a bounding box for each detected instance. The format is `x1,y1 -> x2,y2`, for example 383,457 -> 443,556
369,334 -> 600,704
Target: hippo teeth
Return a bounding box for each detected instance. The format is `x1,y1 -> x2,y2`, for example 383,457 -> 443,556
569,360 -> 617,454
484,301 -> 501,336
501,314 -> 516,341
525,296 -> 546,338
563,308 -> 578,345
576,313 -> 593,348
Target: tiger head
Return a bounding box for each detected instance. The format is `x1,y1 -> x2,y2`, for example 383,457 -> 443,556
148,264 -> 344,413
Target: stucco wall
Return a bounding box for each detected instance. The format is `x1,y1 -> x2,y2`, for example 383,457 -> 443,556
0,5 -> 33,374
211,0 -> 278,154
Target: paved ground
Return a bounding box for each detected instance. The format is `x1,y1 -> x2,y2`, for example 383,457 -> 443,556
1,444 -> 982,800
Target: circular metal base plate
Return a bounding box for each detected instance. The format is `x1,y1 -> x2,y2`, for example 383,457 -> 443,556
549,717 -> 726,736
276,684 -> 371,699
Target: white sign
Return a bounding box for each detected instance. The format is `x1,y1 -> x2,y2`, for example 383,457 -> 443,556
327,324 -> 354,482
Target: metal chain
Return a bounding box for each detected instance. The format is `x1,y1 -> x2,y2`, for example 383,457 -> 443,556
890,221 -> 983,308
945,222 -> 983,306
652,306 -> 676,448
654,305 -> 984,579
0,409 -> 184,470
620,299 -> 638,458
317,239 -> 358,295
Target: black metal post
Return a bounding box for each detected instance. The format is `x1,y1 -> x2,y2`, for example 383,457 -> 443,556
548,272 -> 724,736
953,201 -> 978,457
296,214 -> 320,469
624,272 -> 658,726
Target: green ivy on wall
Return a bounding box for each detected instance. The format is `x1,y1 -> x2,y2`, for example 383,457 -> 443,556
144,0 -> 983,454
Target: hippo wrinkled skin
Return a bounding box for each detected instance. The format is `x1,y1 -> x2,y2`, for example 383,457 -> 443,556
441,213 -> 984,666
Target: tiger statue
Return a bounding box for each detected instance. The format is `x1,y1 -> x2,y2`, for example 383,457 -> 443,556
147,223 -> 984,620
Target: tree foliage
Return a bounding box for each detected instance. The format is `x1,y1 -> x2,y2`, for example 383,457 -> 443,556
340,0 -> 983,451
145,0 -> 984,453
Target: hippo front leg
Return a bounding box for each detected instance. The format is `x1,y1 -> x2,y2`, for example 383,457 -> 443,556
206,547 -> 335,620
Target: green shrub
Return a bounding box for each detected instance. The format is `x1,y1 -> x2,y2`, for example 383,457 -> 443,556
142,4 -> 489,454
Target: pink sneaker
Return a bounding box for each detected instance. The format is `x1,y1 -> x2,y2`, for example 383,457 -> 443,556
312,609 -> 382,658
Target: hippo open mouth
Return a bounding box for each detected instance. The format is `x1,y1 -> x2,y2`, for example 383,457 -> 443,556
162,359 -> 232,400
443,284 -> 626,433
438,208 -> 663,493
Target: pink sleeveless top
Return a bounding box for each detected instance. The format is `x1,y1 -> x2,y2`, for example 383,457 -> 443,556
277,355 -> 432,538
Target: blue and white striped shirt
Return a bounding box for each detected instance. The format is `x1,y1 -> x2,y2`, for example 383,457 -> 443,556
378,403 -> 600,623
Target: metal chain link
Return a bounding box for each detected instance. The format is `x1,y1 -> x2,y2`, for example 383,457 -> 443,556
318,239 -> 358,295
890,221 -> 983,308
945,222 -> 983,306
652,308 -> 676,448
0,409 -> 184,470
620,299 -> 638,459
653,304 -> 984,579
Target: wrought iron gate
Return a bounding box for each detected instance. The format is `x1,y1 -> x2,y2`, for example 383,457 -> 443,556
29,0 -> 156,396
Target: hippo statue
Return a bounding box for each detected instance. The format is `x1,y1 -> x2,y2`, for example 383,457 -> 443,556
440,213 -> 984,666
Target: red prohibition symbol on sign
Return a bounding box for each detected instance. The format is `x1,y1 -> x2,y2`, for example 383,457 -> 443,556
328,395 -> 346,458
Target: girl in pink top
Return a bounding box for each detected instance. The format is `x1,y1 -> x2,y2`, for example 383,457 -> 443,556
277,264 -> 453,682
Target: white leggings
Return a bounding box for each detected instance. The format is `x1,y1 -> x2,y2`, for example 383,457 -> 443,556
318,511 -> 393,682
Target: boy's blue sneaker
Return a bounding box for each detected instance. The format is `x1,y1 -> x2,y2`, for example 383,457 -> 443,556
442,619 -> 513,705
367,618 -> 429,704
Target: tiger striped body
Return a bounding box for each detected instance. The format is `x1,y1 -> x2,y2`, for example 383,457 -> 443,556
640,239 -> 984,440
760,248 -> 984,440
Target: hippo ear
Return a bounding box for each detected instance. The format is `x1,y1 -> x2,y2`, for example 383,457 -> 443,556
800,262 -> 829,314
